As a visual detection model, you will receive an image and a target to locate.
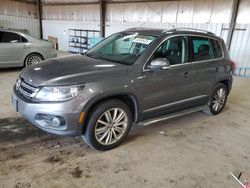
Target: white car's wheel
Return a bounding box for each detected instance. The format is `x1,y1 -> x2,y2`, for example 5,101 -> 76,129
25,54 -> 43,67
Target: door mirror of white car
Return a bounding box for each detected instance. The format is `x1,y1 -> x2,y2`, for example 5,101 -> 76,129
149,58 -> 170,70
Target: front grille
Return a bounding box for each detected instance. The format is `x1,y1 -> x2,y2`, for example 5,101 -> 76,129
18,81 -> 39,99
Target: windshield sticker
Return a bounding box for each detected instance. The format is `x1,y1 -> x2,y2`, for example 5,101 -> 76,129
133,38 -> 153,45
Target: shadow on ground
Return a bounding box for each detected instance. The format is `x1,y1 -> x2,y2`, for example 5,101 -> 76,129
0,67 -> 22,72
0,118 -> 45,142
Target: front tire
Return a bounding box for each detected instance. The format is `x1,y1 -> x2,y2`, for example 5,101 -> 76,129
82,99 -> 132,151
203,83 -> 228,115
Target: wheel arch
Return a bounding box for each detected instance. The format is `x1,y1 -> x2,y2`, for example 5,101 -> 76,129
81,93 -> 140,134
218,79 -> 232,93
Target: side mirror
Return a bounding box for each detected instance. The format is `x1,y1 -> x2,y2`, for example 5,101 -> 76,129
148,58 -> 170,70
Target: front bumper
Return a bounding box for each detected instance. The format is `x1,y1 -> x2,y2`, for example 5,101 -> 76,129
12,90 -> 87,136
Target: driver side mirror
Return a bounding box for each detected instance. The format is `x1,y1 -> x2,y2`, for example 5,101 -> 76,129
148,58 -> 170,70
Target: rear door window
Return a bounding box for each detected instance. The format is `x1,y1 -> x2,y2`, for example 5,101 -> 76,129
0,31 -> 22,43
190,36 -> 214,62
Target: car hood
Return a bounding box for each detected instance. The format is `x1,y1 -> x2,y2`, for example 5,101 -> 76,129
20,55 -> 128,86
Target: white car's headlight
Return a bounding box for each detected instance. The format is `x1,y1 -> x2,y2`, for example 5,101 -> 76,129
34,85 -> 85,102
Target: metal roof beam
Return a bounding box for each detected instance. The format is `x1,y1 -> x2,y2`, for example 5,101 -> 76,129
41,0 -> 181,6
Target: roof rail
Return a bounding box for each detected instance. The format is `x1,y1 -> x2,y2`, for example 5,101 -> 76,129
164,28 -> 215,35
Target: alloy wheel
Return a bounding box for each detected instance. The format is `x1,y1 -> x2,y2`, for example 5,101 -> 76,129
212,88 -> 226,112
94,108 -> 128,145
27,55 -> 43,66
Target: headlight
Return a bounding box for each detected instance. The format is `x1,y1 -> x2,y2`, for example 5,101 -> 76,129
34,85 -> 85,102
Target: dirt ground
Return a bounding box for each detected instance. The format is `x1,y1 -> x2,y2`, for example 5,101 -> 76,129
0,66 -> 250,188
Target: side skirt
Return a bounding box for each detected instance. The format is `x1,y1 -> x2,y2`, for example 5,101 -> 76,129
137,105 -> 208,127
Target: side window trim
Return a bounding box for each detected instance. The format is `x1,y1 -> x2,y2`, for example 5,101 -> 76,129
181,38 -> 185,63
143,34 -> 225,72
188,36 -> 194,62
208,39 -> 215,58
214,39 -> 223,59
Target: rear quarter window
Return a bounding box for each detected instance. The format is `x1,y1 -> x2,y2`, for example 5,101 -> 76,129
211,39 -> 223,58
21,36 -> 28,43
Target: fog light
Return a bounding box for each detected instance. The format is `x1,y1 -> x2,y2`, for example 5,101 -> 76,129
35,114 -> 66,128
51,117 -> 61,127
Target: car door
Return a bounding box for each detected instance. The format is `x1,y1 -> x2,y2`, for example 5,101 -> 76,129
0,31 -> 28,67
140,36 -> 200,120
189,36 -> 222,98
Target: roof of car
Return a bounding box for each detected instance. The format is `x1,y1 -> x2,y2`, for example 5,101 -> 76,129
124,27 -> 219,39
0,29 -> 24,34
0,29 -> 29,37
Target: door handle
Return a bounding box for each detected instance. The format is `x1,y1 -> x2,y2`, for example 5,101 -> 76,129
215,67 -> 219,72
183,72 -> 189,78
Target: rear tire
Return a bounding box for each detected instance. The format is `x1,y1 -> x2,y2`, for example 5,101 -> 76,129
25,53 -> 43,67
203,83 -> 228,115
82,99 -> 132,151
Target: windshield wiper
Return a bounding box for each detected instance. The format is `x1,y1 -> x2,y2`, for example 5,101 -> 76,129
86,53 -> 130,65
86,53 -> 102,60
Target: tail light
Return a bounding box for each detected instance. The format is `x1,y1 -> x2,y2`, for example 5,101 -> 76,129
229,60 -> 236,73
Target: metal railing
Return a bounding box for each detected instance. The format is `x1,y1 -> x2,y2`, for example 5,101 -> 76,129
235,67 -> 250,77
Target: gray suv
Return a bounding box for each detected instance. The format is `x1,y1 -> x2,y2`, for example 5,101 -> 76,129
12,28 -> 234,150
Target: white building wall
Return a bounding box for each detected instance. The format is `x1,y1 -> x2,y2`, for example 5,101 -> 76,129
42,20 -> 99,51
0,0 -> 40,38
42,4 -> 100,51
236,0 -> 250,24
106,0 -> 234,24
43,0 -> 234,51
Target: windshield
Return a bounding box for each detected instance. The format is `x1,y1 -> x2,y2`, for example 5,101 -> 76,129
86,32 -> 157,65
